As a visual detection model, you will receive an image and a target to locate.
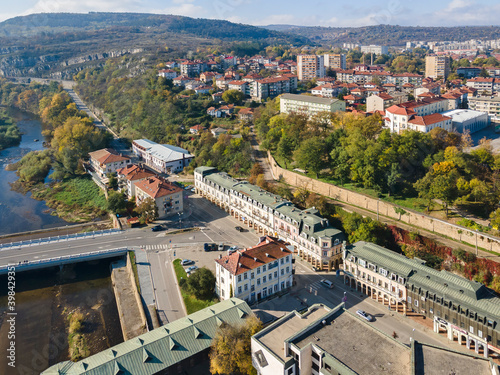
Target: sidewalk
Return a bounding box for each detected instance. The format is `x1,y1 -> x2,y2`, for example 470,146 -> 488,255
133,248 -> 157,329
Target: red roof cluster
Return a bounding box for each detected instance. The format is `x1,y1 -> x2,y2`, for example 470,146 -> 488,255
135,177 -> 182,199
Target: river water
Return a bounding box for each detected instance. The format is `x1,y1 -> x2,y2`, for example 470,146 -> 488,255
0,108 -> 68,235
0,258 -> 124,374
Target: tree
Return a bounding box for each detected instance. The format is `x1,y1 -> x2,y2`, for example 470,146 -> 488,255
107,173 -> 118,190
429,172 -> 459,218
185,267 -> 215,300
293,137 -> 326,178
490,208 -> 500,230
276,134 -> 293,168
222,89 -> 245,105
209,316 -> 263,375
107,190 -> 127,214
135,197 -> 158,223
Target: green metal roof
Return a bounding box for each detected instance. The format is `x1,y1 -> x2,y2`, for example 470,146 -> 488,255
42,298 -> 251,375
347,241 -> 500,319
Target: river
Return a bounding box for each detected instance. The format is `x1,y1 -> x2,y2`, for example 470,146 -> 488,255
0,108 -> 69,235
0,258 -> 124,374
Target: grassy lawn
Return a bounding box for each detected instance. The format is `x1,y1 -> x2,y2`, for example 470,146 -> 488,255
172,259 -> 217,314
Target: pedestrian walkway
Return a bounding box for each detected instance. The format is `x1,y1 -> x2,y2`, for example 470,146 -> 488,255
141,244 -> 171,251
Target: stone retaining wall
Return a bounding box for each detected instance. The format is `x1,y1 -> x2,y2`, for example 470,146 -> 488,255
268,152 -> 500,253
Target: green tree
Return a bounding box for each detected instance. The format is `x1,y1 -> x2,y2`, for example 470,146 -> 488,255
209,316 -> 263,375
222,89 -> 245,105
276,134 -> 293,168
136,197 -> 158,223
107,190 -> 127,214
107,173 -> 118,190
185,267 -> 216,300
16,150 -> 53,183
293,137 -> 326,178
429,172 -> 459,218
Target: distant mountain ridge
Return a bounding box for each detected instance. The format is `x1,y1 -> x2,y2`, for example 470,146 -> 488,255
262,24 -> 500,46
0,12 -> 308,44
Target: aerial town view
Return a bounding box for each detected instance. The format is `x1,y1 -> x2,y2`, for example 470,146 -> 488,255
2,1 -> 500,374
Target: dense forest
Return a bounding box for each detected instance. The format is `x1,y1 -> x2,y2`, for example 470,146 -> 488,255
255,99 -> 500,224
74,60 -> 254,176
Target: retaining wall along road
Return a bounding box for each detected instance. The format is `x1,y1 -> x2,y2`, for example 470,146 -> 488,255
268,152 -> 500,253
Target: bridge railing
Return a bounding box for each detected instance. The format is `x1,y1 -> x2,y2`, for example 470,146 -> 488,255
0,247 -> 129,272
0,228 -> 122,250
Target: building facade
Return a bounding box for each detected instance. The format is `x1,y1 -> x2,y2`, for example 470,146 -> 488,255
194,167 -> 345,271
442,109 -> 490,133
323,53 -> 346,70
468,96 -> 500,124
116,164 -> 156,198
297,55 -> 325,81
215,237 -> 293,304
343,241 -> 500,358
425,55 -> 450,80
280,93 -> 346,117
132,139 -> 194,174
134,176 -> 183,219
88,148 -> 131,178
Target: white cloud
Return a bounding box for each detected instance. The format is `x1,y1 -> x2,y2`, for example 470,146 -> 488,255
154,3 -> 205,18
418,1 -> 500,26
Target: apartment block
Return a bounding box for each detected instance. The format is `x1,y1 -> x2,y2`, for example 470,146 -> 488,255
366,93 -> 394,112
468,96 -> 500,124
132,139 -> 194,174
194,167 -> 345,271
323,53 -> 346,70
425,55 -> 450,79
280,93 -> 346,117
297,55 -> 325,81
251,77 -> 290,101
215,237 -> 293,304
360,45 -> 389,55
135,176 -> 183,219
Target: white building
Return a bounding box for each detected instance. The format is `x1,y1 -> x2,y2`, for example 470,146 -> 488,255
157,69 -> 178,80
88,148 -> 131,178
323,53 -> 346,70
360,45 -> 389,55
280,93 -> 345,117
215,237 -> 293,304
195,167 -> 345,271
468,96 -> 500,124
132,139 -> 194,174
442,109 -> 490,133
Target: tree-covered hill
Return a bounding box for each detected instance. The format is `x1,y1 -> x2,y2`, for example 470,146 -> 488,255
264,24 -> 500,46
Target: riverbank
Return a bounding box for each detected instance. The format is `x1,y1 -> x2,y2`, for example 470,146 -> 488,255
0,109 -> 20,151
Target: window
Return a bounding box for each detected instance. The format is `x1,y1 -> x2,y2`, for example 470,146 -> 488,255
311,351 -> 320,360
287,367 -> 294,375
257,278 -> 261,285
430,308 -> 433,314
263,276 -> 267,283
460,322 -> 465,328
280,258 -> 284,264
263,265 -> 266,272
407,296 -> 412,304
281,269 -> 284,275
286,266 -> 290,273
251,285 -> 255,292
414,300 -> 419,307
269,274 -> 272,281
453,318 -> 457,324
238,286 -> 242,294
257,268 -> 261,275
274,271 -> 278,278
244,273 -> 248,280
221,277 -> 225,284
237,275 -> 241,282
251,272 -> 254,279
470,326 -> 474,334
244,284 -> 248,291
221,290 -> 225,297
478,330 -> 483,338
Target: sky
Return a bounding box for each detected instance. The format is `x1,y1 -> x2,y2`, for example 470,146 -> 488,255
1,0 -> 500,27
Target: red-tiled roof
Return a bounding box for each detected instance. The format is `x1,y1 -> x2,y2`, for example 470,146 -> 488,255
408,113 -> 451,126
215,237 -> 292,276
89,148 -> 130,166
116,165 -> 155,182
135,177 -> 182,199
377,93 -> 393,100
386,105 -> 417,116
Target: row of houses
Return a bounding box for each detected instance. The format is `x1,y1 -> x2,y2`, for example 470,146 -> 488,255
344,241 -> 500,358
194,167 -> 346,273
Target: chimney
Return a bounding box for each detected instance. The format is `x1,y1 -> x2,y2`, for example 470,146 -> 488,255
265,253 -> 269,257
219,254 -> 222,259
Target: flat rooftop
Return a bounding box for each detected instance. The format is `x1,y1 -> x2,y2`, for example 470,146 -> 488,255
293,311 -> 410,375
416,343 -> 492,375
257,306 -> 329,361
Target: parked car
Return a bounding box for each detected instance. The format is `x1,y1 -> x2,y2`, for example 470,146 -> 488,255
186,265 -> 198,274
181,259 -> 194,266
356,310 -> 373,322
320,279 -> 334,289
227,245 -> 238,255
218,242 -> 224,251
235,226 -> 243,232
151,225 -> 163,232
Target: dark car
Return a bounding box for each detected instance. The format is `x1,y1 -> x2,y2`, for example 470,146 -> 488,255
151,225 -> 163,232
204,243 -> 217,252
235,226 -> 243,232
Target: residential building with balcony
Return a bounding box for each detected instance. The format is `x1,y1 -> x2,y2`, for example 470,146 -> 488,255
360,45 -> 389,55
468,96 -> 500,124
194,167 -> 345,271
466,78 -> 500,95
425,55 -> 450,79
366,92 -> 394,112
323,53 -> 346,70
132,139 -> 194,174
297,55 -> 325,81
135,176 -> 183,219
251,77 -> 291,101
215,236 -> 293,304
116,164 -> 156,198
88,148 -> 131,178
280,94 -> 346,117
157,69 -> 178,79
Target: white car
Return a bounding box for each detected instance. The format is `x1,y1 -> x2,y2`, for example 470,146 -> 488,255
320,279 -> 334,289
181,259 -> 194,266
227,246 -> 238,255
356,309 -> 373,322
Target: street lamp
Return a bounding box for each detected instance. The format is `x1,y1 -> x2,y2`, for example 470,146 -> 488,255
178,212 -> 182,229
